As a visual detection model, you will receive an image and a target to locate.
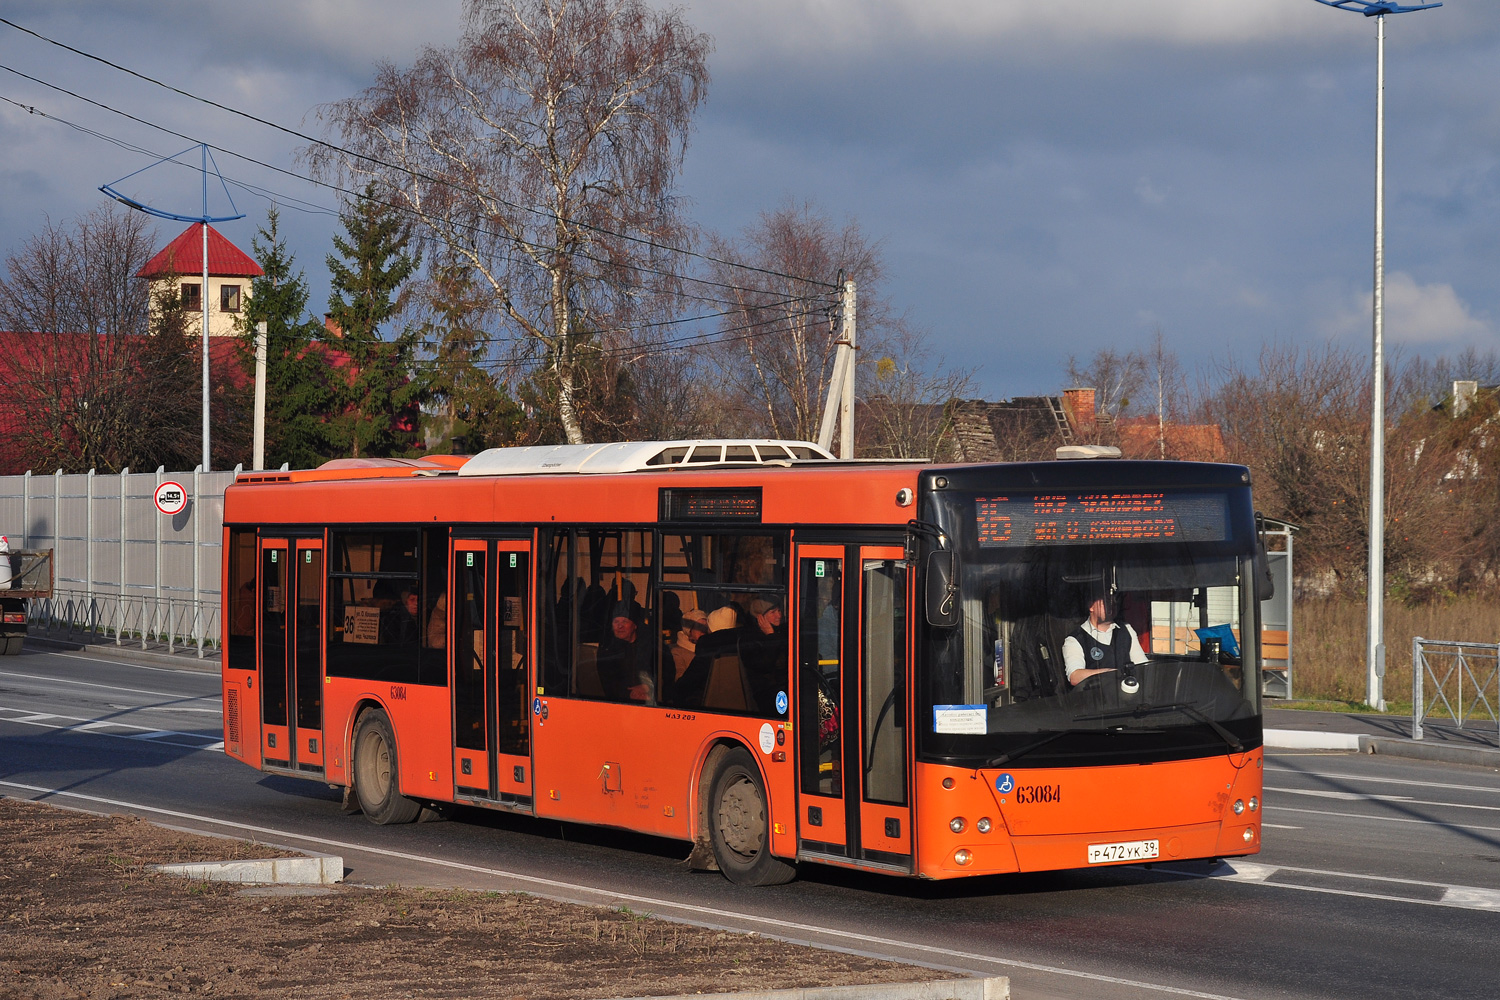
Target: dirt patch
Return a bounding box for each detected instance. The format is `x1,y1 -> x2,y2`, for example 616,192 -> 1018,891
0,797 -> 940,999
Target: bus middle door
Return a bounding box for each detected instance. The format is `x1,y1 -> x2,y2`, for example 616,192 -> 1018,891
450,538 -> 534,808
794,542 -> 912,872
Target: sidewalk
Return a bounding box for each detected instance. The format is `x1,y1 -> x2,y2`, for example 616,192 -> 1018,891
21,631 -> 221,674
1265,705 -> 1500,767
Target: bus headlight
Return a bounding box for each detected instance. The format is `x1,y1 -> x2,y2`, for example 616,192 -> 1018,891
976,817 -> 992,834
1232,799 -> 1245,815
1248,797 -> 1259,812
954,849 -> 973,866
1243,827 -> 1255,843
950,817 -> 966,834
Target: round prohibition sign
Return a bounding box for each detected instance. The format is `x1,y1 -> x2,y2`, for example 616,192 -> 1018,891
153,481 -> 188,516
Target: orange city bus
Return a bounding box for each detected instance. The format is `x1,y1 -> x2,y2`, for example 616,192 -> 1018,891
220,439 -> 1266,885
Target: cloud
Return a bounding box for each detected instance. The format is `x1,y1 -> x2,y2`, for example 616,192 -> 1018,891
1323,271 -> 1493,345
689,0 -> 1344,61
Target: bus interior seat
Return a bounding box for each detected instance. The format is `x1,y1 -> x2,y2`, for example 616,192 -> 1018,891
702,654 -> 750,712
574,642 -> 603,698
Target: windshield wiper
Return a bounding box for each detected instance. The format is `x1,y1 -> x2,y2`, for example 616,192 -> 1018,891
984,729 -> 1077,768
1076,702 -> 1244,753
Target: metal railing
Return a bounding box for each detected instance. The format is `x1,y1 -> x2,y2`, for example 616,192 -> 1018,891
1412,637 -> 1499,745
28,588 -> 219,658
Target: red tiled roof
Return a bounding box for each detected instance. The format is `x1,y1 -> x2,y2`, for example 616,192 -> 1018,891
136,224 -> 263,279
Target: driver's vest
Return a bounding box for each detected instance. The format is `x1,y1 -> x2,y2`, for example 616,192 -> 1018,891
1070,622 -> 1133,672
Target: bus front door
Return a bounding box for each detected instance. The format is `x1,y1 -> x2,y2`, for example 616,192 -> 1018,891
450,538 -> 534,808
258,537 -> 325,773
794,544 -> 913,872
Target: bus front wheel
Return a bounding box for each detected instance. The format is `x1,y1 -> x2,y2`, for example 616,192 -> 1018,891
707,747 -> 795,886
352,709 -> 421,825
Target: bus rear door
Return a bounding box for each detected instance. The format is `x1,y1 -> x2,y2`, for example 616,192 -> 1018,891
794,542 -> 912,872
258,537 -> 325,773
450,537 -> 534,808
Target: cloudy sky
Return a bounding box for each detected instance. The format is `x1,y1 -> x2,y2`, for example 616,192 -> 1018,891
0,0 -> 1495,398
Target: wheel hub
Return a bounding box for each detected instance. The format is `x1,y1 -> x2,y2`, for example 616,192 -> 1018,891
716,775 -> 764,858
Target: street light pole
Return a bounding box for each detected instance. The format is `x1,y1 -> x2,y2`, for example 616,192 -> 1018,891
1314,0 -> 1440,711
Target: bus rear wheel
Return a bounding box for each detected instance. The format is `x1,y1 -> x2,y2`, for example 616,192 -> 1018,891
352,709 -> 421,825
707,747 -> 794,886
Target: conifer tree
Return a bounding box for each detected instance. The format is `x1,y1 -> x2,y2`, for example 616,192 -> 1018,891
418,261 -> 525,454
238,208 -> 336,470
324,188 -> 423,458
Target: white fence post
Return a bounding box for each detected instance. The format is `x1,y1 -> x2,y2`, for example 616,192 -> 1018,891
21,470 -> 30,548
1412,635 -> 1423,741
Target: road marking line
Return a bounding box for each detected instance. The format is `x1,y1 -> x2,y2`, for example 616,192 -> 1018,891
1167,859 -> 1500,911
0,706 -> 221,751
1266,768 -> 1500,796
0,668 -> 219,702
1271,787 -> 1500,812
1268,804 -> 1500,835
1442,886 -> 1500,911
0,779 -> 1252,1000
1260,823 -> 1302,829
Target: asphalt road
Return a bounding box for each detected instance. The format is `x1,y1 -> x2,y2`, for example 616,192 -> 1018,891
2,645 -> 1497,1000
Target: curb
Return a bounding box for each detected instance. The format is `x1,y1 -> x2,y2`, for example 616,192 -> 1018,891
152,855 -> 344,885
1263,729 -> 1360,750
1361,736 -> 1500,768
610,977 -> 1009,1000
21,634 -> 221,674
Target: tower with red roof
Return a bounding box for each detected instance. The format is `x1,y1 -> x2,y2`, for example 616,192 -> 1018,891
137,224 -> 263,338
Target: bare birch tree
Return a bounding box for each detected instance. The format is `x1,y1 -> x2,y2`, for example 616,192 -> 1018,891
706,204 -> 881,442
309,0 -> 710,444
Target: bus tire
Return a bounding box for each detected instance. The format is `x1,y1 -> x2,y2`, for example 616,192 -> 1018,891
707,747 -> 794,886
352,709 -> 421,825
2,637 -> 21,655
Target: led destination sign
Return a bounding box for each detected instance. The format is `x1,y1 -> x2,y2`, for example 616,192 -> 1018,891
974,492 -> 1229,547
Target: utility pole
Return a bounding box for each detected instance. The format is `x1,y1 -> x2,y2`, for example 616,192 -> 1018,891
816,280 -> 857,456
839,279 -> 857,460
253,321 -> 268,471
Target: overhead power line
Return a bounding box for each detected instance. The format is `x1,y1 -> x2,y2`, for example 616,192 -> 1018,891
0,69 -> 826,310
0,15 -> 838,291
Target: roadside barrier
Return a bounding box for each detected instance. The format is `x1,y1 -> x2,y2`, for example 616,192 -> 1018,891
1412,637 -> 1498,746
28,588 -> 219,658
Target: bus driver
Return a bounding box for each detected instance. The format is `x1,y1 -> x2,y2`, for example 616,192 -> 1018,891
1063,589 -> 1148,687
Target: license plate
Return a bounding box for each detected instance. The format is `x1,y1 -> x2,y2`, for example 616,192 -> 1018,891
1087,839 -> 1160,864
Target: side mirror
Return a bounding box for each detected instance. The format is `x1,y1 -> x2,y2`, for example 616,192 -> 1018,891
1254,541 -> 1275,601
926,550 -> 959,627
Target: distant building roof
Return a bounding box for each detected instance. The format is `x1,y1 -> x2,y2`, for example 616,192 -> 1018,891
136,224 -> 263,279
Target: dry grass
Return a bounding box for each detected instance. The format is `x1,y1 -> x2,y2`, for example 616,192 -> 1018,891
1290,594 -> 1500,709
0,797 -> 938,1000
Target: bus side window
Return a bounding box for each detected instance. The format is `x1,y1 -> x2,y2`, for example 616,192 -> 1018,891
227,528 -> 257,671
541,529 -> 574,697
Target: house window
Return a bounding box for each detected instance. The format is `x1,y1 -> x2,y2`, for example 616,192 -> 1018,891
180,283 -> 201,310
221,284 -> 242,313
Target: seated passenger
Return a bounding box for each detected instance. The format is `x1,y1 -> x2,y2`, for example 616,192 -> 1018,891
674,606 -> 744,708
1062,591 -> 1148,687
669,608 -> 709,681
597,602 -> 654,702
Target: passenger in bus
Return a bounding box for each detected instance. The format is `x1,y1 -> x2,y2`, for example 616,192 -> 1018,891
743,597 -> 787,712
598,602 -> 654,702
385,589 -> 424,647
675,606 -> 751,710
1062,591 -> 1148,687
426,591 -> 447,649
669,608 -> 709,681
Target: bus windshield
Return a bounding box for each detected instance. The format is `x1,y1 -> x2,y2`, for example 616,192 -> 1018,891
920,486 -> 1261,766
